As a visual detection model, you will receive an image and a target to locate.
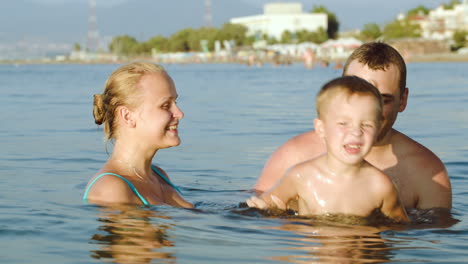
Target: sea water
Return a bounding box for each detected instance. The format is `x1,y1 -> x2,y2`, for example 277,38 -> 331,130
1,62 -> 467,263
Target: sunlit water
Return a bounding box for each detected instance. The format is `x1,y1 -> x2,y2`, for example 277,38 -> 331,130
1,62 -> 467,263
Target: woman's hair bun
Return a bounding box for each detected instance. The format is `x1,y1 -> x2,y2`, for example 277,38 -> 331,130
93,94 -> 106,125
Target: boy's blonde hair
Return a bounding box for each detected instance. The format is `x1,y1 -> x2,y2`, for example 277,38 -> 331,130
93,62 -> 168,141
316,76 -> 383,123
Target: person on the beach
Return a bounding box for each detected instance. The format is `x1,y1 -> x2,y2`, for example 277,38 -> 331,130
247,76 -> 409,223
83,62 -> 193,207
303,48 -> 315,69
255,42 -> 452,210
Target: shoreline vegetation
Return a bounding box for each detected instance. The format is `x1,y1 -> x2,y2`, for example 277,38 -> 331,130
3,2 -> 467,66
3,51 -> 468,65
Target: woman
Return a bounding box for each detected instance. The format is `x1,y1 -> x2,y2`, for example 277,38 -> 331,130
83,62 -> 193,208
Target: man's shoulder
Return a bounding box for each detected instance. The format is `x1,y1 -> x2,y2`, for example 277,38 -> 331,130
391,130 -> 451,209
254,130 -> 324,192
277,130 -> 323,153
272,130 -> 327,172
392,130 -> 444,167
390,130 -> 448,188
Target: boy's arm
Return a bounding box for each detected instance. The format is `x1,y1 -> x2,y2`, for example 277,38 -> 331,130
254,142 -> 301,193
255,130 -> 324,193
380,181 -> 409,224
247,168 -> 300,210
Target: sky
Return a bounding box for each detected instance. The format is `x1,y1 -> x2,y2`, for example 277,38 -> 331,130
0,0 -> 455,56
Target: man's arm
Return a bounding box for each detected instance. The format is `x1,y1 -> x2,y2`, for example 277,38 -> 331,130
415,155 -> 452,209
394,131 -> 452,209
254,131 -> 324,192
375,131 -> 452,209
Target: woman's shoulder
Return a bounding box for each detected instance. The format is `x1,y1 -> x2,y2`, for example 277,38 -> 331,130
85,172 -> 139,205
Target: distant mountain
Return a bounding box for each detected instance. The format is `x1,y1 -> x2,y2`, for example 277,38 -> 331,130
0,0 -> 87,42
0,0 -> 262,44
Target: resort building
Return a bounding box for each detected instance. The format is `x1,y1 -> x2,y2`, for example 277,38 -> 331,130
401,0 -> 468,40
230,2 -> 327,40
426,0 -> 468,39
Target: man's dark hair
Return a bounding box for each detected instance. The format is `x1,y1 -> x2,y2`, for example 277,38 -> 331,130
343,42 -> 407,94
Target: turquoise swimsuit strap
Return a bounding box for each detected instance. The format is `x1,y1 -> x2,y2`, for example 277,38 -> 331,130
83,166 -> 181,205
83,172 -> 149,205
151,165 -> 182,194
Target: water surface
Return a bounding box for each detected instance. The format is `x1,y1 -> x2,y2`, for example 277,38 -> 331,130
1,62 -> 467,263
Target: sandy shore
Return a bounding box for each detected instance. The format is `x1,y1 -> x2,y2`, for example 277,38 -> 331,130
408,52 -> 468,63
2,52 -> 468,65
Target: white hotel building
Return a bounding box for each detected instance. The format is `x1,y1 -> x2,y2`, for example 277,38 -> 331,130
230,2 -> 327,40
399,0 -> 468,40
425,0 -> 468,39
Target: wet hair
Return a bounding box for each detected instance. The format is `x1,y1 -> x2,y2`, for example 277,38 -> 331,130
93,62 -> 167,141
343,42 -> 407,95
316,76 -> 383,124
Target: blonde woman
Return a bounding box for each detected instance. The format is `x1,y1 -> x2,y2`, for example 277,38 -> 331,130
83,62 -> 192,208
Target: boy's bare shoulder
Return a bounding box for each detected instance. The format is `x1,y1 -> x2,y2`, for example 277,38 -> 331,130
362,161 -> 396,193
255,130 -> 324,191
286,155 -> 325,180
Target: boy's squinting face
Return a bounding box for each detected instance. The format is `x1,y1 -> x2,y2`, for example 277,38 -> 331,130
344,61 -> 407,143
316,93 -> 381,165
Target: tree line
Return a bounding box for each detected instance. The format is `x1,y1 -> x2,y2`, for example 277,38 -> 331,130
360,0 -> 467,50
99,5 -> 339,56
75,2 -> 466,56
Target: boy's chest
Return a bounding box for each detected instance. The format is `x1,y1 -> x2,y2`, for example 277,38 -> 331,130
298,185 -> 381,217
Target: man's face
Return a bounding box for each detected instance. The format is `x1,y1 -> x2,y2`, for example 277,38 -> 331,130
344,60 -> 408,143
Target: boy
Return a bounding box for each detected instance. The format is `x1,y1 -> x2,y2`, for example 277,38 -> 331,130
247,76 -> 408,223
255,42 -> 451,210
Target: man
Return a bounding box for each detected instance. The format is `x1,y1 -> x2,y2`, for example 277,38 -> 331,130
254,42 -> 452,210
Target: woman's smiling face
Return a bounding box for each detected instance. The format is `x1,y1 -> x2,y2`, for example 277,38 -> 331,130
134,72 -> 184,149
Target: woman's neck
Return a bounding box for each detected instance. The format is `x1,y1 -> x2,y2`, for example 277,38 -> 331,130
111,139 -> 158,175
